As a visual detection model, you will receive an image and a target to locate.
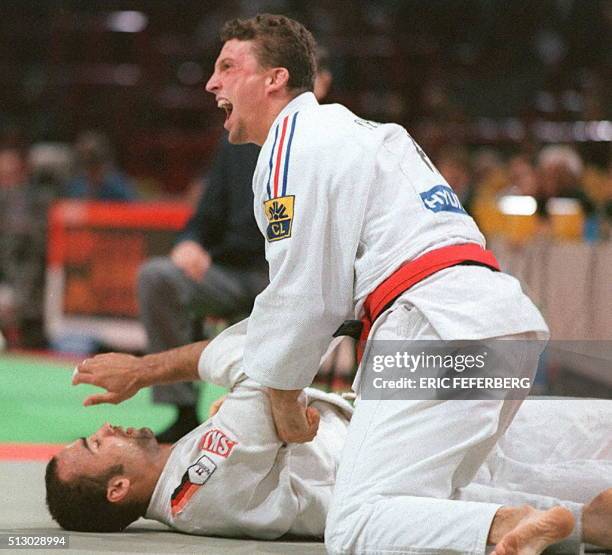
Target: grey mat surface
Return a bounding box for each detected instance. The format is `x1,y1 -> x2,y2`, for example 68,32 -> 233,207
3,462 -> 609,555
0,461 -> 325,554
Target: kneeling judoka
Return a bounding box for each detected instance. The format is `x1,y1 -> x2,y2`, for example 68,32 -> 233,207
46,320 -> 612,552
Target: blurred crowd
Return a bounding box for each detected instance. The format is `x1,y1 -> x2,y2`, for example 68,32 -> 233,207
1,1 -> 610,191
0,130 -> 138,348
434,143 -> 612,240
1,127 -> 611,351
0,0 -> 611,353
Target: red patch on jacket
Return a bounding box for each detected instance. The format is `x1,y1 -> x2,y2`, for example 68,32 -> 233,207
198,428 -> 237,458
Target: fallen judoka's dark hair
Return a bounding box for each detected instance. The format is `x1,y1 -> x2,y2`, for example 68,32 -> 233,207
45,457 -> 142,532
220,13 -> 317,93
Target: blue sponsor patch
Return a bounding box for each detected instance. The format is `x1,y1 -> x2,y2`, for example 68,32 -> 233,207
420,185 -> 467,214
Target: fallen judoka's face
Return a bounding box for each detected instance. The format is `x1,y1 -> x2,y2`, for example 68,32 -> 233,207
56,423 -> 160,485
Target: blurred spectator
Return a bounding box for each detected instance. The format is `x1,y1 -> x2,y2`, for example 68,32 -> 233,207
29,143 -> 73,191
504,154 -> 539,197
0,147 -> 58,347
435,145 -> 476,214
139,64 -> 334,442
64,131 -> 137,201
472,148 -> 507,196
0,148 -> 26,188
536,145 -> 595,217
314,46 -> 333,100
464,149 -> 508,234
0,148 -> 26,346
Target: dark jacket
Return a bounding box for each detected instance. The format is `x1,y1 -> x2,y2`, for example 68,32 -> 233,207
178,136 -> 265,270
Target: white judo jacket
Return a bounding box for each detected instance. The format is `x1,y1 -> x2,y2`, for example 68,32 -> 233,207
145,319 -> 352,539
244,92 -> 548,390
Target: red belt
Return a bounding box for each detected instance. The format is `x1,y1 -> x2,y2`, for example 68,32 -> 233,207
333,244 -> 501,363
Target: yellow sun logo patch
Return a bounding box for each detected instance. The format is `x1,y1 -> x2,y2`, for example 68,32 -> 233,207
263,196 -> 294,241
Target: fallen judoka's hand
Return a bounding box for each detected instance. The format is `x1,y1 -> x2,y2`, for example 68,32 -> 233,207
72,342 -> 205,407
72,353 -> 144,406
268,388 -> 320,444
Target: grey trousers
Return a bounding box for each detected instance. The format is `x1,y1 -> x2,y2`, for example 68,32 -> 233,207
138,256 -> 268,406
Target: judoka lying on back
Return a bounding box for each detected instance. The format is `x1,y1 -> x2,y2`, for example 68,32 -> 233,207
47,319 -> 351,536
46,320 -> 612,552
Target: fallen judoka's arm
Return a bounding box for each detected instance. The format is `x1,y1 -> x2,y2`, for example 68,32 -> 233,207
72,340 -> 209,406
72,318 -> 276,407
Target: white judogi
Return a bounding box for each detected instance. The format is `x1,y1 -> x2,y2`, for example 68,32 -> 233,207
146,319 -> 352,539
240,92 -> 562,554
244,92 -> 547,390
145,320 -> 610,548
468,397 -> 612,506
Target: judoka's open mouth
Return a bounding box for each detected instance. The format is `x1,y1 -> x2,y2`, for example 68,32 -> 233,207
217,98 -> 233,122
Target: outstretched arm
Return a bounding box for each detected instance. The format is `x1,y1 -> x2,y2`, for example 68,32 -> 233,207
73,340 -> 208,406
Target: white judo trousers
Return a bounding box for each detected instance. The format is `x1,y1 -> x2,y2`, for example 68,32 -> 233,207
326,296 -> 589,555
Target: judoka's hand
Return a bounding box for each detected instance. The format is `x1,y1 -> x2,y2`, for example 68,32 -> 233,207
73,353 -> 144,406
268,389 -> 320,443
171,240 -> 211,282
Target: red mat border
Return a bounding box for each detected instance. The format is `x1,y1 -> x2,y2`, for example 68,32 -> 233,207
0,443 -> 65,461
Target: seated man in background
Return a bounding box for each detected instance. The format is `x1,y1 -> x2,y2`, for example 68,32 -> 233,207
47,322 -> 612,551
138,55 -> 333,443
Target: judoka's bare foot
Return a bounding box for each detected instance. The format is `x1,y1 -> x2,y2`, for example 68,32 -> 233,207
583,488 -> 612,548
489,505 -> 574,555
